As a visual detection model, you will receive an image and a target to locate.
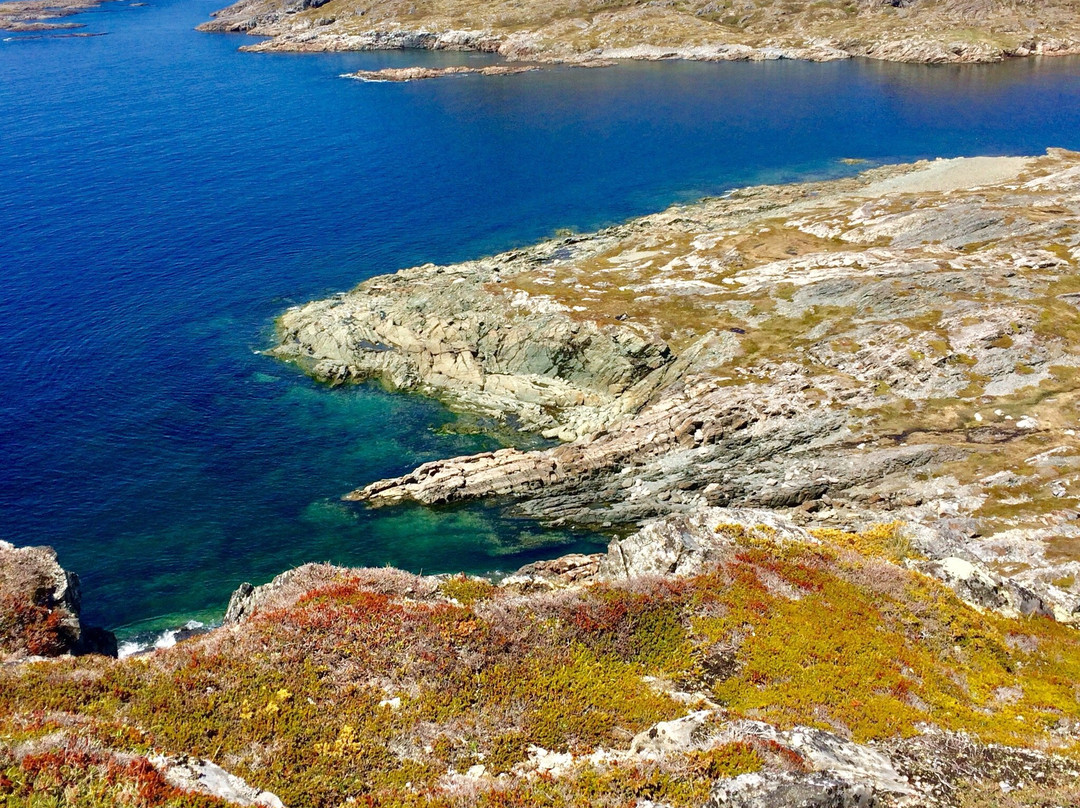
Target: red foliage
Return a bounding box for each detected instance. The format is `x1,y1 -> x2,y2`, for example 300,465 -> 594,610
0,594 -> 68,656
733,549 -> 826,593
756,738 -> 810,772
20,746 -> 102,778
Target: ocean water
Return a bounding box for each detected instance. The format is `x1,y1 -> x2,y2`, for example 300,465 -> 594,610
2,0 -> 1079,635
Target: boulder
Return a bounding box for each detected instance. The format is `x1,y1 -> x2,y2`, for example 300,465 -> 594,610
151,755 -> 285,807
706,771 -> 875,808
912,557 -> 1052,619
598,508 -> 815,580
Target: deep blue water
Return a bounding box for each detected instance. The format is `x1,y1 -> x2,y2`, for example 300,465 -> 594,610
2,0 -> 1079,634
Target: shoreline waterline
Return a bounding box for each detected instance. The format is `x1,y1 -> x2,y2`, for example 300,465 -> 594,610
2,0 -> 1080,632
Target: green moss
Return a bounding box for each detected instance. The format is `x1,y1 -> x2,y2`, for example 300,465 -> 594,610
438,574 -> 496,606
810,522 -> 918,562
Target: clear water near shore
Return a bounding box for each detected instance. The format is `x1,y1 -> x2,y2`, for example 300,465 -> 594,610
2,0 -> 1079,635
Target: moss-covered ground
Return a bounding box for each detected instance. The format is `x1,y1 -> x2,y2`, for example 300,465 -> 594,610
2,526 -> 1079,806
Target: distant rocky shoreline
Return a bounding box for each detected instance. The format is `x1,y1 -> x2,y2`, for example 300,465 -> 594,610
198,0 -> 1080,67
341,59 -> 616,82
0,0 -> 116,32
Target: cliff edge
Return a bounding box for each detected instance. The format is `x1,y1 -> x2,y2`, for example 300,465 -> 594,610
3,512 -> 1080,806
0,540 -> 116,661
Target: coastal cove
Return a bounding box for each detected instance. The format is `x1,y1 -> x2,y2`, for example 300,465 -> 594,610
3,0 -> 1080,638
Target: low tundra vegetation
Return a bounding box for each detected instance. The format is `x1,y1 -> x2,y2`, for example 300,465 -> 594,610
0,712 -> 228,808
2,529 -> 1080,807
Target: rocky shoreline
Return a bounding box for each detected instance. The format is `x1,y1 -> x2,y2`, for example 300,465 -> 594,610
197,0 -> 1080,66
342,59 -> 616,82
0,0 -> 117,32
274,149 -> 1080,623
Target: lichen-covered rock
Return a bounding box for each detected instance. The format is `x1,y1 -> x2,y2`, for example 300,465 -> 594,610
271,253 -> 675,439
629,710 -> 715,757
911,556 -> 1052,620
499,553 -> 603,592
0,540 -> 116,660
599,507 -> 816,580
151,755 -> 286,807
706,771 -> 875,808
304,150 -> 1080,621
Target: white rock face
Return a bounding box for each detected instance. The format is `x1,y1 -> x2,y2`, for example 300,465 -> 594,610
913,556 -> 1051,619
151,755 -> 285,808
707,771 -> 875,808
783,727 -> 914,797
629,712 -> 915,804
598,508 -> 816,581
630,710 -> 714,757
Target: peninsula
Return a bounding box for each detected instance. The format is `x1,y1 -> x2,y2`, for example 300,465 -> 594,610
199,0 -> 1080,65
275,149 -> 1080,624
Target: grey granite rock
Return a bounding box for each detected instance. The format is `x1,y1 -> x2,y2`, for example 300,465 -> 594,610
274,151 -> 1080,620
151,755 -> 285,807
598,507 -> 815,580
706,771 -> 876,808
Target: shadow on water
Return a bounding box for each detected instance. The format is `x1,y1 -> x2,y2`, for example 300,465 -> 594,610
1,0 -> 1079,632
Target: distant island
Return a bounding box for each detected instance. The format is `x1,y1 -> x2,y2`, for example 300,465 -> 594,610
199,0 -> 1080,64
5,151 -> 1080,808
0,0 -> 116,32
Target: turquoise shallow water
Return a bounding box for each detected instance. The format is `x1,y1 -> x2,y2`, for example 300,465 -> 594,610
2,0 -> 1079,635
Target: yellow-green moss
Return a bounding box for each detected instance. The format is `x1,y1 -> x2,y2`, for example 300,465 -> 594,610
2,547 -> 1079,805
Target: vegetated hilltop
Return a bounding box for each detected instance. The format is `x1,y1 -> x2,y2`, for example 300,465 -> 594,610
2,512 -> 1080,807
199,0 -> 1080,64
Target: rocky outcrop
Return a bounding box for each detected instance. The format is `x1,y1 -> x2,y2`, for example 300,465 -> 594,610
911,556 -> 1052,620
629,714 -> 911,805
498,552 -> 602,592
598,507 -> 817,580
342,59 -> 616,82
151,755 -> 286,808
271,248 -> 678,440
344,64 -> 540,81
707,772 -> 875,808
269,151 -> 1080,618
0,541 -> 116,660
347,368 -> 946,527
224,562 -> 437,624
582,506 -> 1074,621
